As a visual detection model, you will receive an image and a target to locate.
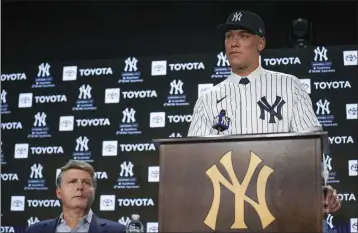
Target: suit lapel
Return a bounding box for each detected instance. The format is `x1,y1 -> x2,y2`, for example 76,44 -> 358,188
43,218 -> 59,233
89,214 -> 106,233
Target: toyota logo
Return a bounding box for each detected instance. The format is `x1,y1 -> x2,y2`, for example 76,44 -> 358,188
353,222 -> 358,230
61,120 -> 72,127
20,97 -> 31,104
65,70 -> 76,77
301,83 -> 309,89
346,54 -> 357,62
148,226 -> 158,232
153,65 -> 164,72
13,200 -> 23,207
151,116 -> 163,124
102,199 -> 113,206
351,164 -> 358,172
16,147 -> 28,155
151,170 -> 159,178
348,108 -> 358,115
105,145 -> 115,152
107,92 -> 118,100
200,87 -> 210,93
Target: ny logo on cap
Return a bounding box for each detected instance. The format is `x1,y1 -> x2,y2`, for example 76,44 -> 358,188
232,12 -> 243,21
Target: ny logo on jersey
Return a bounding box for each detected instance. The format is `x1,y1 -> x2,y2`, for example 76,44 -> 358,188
232,12 -> 242,21
257,96 -> 286,123
316,99 -> 330,115
1,90 -> 7,104
78,84 -> 92,99
37,63 -> 51,77
314,46 -> 328,62
122,108 -> 136,123
34,112 -> 47,127
169,79 -> 184,95
30,163 -> 43,179
120,161 -> 134,177
124,57 -> 138,72
217,52 -> 229,67
76,136 -> 89,151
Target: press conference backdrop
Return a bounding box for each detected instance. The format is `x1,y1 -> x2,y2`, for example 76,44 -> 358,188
1,45 -> 357,233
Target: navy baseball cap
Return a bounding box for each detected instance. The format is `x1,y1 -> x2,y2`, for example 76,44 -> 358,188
217,10 -> 265,38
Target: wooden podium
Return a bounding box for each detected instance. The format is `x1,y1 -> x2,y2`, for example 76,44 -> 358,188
153,131 -> 329,233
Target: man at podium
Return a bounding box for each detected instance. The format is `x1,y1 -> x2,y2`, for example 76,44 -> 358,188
187,9 -> 341,227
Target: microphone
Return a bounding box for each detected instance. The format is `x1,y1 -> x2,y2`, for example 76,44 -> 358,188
212,109 -> 231,133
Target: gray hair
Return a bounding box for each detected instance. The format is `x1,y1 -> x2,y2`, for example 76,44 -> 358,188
56,160 -> 97,189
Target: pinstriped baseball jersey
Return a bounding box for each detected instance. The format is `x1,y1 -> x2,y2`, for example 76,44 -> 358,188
188,65 -> 322,136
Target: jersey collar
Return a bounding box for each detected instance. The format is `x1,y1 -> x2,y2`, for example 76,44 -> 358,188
227,65 -> 263,84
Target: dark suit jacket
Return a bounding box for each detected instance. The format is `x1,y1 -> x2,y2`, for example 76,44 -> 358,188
25,213 -> 126,233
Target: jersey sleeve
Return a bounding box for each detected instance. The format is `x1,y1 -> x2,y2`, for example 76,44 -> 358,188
187,97 -> 213,136
290,79 -> 322,132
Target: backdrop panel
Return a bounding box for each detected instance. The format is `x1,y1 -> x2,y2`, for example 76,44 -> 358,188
1,45 -> 357,233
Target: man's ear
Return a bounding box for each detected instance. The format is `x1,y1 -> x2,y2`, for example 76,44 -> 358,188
257,37 -> 266,52
56,187 -> 61,199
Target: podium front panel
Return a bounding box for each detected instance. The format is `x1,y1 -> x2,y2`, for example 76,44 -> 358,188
158,135 -> 323,232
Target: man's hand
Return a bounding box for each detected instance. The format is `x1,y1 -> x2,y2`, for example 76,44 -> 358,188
322,185 -> 341,215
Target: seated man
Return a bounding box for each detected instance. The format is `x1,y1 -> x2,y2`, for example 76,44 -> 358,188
26,159 -> 126,233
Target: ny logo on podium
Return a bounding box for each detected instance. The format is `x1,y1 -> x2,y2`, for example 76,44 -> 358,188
204,151 -> 275,230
